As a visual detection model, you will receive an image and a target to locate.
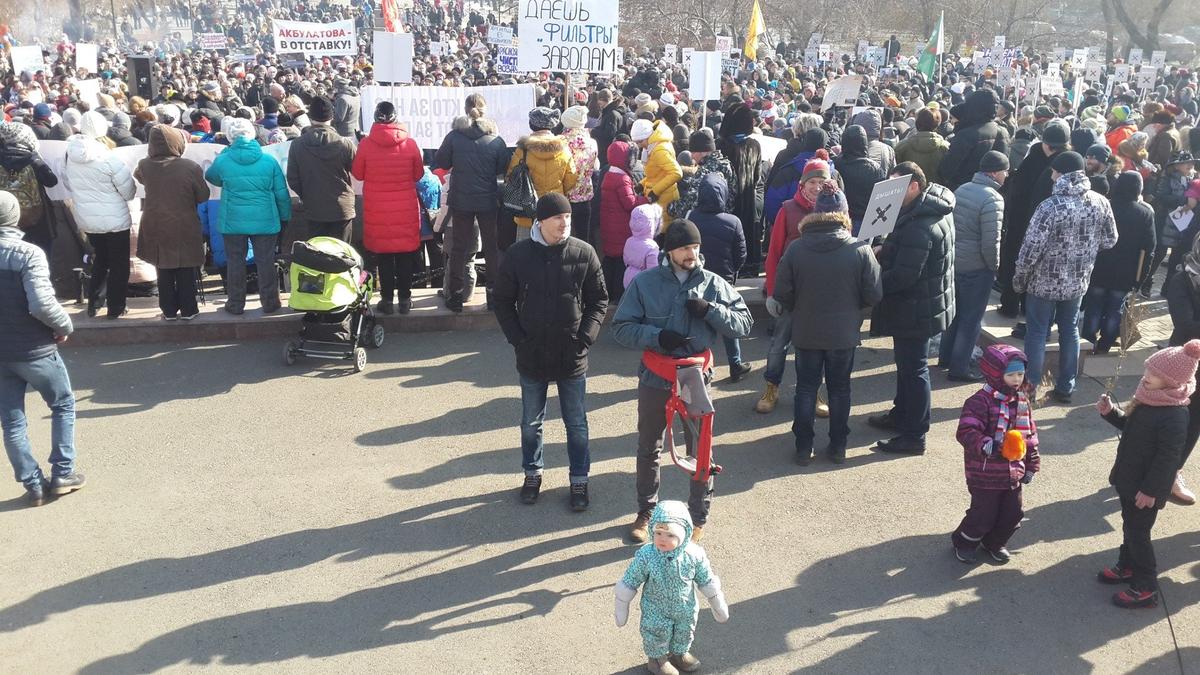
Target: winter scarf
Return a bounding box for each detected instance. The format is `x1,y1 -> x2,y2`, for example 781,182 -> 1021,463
1134,379 -> 1194,407
981,384 -> 1033,444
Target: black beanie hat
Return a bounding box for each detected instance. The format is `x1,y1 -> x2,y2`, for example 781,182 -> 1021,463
1051,151 -> 1085,174
535,193 -> 572,222
262,96 -> 279,114
309,96 -> 334,122
663,219 -> 702,251
374,100 -> 397,123
688,130 -> 716,152
979,150 -> 1009,172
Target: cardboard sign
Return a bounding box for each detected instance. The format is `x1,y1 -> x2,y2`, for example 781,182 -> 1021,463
272,18 -> 356,56
198,32 -> 227,50
75,78 -> 101,109
664,44 -> 677,64
1128,48 -> 1143,66
821,75 -> 863,111
497,44 -> 519,75
715,35 -> 733,53
1052,47 -> 1067,62
1070,48 -> 1088,70
1113,64 -> 1130,83
429,41 -> 450,57
857,175 -> 912,241
804,49 -> 818,67
74,43 -> 98,73
518,0 -> 620,73
9,46 -> 46,75
867,46 -> 886,67
688,51 -> 722,101
372,31 -> 413,83
682,47 -> 694,67
807,32 -> 822,49
818,44 -> 832,63
994,35 -> 1006,49
721,57 -> 740,76
359,83 -> 536,148
470,40 -> 489,55
857,40 -> 869,57
1039,74 -> 1066,97
1085,61 -> 1105,83
996,67 -> 1015,89
1137,67 -> 1157,91
487,25 -> 513,45
1150,50 -> 1166,71
1045,62 -> 1060,77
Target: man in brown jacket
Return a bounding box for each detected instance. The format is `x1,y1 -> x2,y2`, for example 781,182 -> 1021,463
286,96 -> 357,242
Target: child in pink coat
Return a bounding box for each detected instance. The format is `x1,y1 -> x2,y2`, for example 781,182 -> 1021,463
624,204 -> 662,288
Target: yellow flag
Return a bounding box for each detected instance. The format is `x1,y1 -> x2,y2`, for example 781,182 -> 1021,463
744,0 -> 765,60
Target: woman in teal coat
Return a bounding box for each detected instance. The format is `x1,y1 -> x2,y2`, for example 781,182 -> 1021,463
205,118 -> 292,315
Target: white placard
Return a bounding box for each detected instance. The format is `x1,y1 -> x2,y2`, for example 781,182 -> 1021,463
74,43 -> 98,73
682,47 -> 694,67
1128,48 -> 1143,66
1039,74 -> 1066,97
867,46 -> 886,67
857,40 -> 869,57
821,75 -> 863,111
1150,50 -> 1167,71
818,44 -> 832,62
1171,209 -> 1194,233
359,84 -> 536,148
994,35 -> 1006,49
272,18 -> 357,56
857,175 -> 912,241
74,78 -> 101,109
9,46 -> 45,75
497,44 -> 519,75
429,41 -> 450,57
198,32 -> 226,50
1114,64 -> 1130,82
1046,62 -> 1060,77
663,44 -> 677,64
715,35 -> 733,53
807,32 -> 822,49
1052,47 -> 1067,62
487,25 -> 513,45
804,49 -> 818,67
518,0 -> 619,73
1071,48 -> 1088,69
1137,67 -> 1157,91
1085,62 -> 1105,83
469,40 -> 489,55
997,67 -> 1015,89
687,51 -> 722,101
372,31 -> 413,83
722,57 -> 740,76
38,140 -> 228,201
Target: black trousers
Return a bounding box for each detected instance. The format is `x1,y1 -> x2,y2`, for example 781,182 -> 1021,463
87,230 -> 130,317
310,219 -> 352,242
1117,494 -> 1161,592
570,199 -> 593,247
377,251 -> 418,303
157,266 -> 199,318
601,255 -> 625,307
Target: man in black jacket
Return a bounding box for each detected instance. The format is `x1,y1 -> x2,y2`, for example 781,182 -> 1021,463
286,96 -> 356,242
591,88 -> 625,163
494,193 -> 608,512
939,90 -> 1010,190
868,163 -> 956,455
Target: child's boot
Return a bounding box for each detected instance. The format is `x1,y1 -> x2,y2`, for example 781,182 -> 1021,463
647,657 -> 680,675
670,652 -> 701,672
1112,588 -> 1158,608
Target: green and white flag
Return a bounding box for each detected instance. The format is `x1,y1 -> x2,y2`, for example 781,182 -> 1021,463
917,11 -> 944,79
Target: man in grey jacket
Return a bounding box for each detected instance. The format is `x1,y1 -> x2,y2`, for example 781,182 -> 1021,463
0,191 -> 84,507
770,185 -> 881,465
939,151 -> 1009,381
612,220 -> 753,544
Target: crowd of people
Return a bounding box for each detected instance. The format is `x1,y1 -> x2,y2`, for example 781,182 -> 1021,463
3,1 -> 1200,666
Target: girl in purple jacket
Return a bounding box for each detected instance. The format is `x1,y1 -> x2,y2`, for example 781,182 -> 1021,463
952,344 -> 1041,564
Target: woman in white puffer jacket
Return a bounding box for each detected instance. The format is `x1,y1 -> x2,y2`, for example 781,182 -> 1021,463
64,111 -> 137,318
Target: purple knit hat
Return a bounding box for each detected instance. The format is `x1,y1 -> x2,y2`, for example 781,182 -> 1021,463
979,344 -> 1027,392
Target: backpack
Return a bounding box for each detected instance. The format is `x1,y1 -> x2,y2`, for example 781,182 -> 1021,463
3,164 -> 45,230
501,149 -> 538,218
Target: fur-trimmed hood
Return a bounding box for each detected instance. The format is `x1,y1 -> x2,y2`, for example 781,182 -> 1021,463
451,115 -> 498,138
798,211 -> 853,252
516,133 -> 567,157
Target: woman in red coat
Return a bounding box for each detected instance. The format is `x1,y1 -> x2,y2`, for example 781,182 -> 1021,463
352,101 -> 426,314
598,140 -> 647,304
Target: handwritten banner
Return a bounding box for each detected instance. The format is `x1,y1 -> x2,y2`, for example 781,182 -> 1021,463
272,18 -> 357,57
518,0 -> 620,73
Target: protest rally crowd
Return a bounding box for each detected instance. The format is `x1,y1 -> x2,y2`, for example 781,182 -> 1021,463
3,0 -> 1200,670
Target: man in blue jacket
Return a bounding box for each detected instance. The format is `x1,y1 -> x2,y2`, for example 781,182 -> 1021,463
0,191 -> 84,507
612,220 -> 753,543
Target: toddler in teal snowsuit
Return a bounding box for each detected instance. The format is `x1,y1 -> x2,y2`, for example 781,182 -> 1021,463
615,501 -> 729,675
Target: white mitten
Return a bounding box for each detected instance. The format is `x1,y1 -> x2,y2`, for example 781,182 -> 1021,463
698,578 -> 729,623
614,581 -> 638,627
765,296 -> 783,318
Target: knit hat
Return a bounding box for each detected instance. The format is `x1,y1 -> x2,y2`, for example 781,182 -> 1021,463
560,105 -> 588,130
1144,340 -> 1200,389
33,102 -> 52,119
979,344 -> 1027,393
980,150 -> 1009,173
1051,151 -> 1085,174
633,93 -> 652,108
1110,105 -> 1131,122
112,111 -> 131,130
801,158 -> 832,183
262,96 -> 279,115
1167,151 -> 1195,168
659,91 -> 675,106
1070,128 -> 1098,155
688,130 -> 715,152
662,219 -> 702,251
1005,359 -> 1026,375
630,119 -> 654,142
308,96 -> 334,122
374,100 -> 397,123
534,192 -> 572,222
1086,143 -> 1113,162
0,190 -> 18,229
1033,105 -> 1055,120
528,106 -> 559,131
1041,120 -> 1070,148
813,183 -> 848,214
225,117 -> 256,141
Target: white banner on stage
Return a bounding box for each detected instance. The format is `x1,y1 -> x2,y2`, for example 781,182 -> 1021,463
359,84 -> 537,149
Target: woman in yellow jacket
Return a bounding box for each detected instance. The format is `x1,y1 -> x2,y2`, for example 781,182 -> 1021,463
506,107 -> 578,240
631,119 -> 682,224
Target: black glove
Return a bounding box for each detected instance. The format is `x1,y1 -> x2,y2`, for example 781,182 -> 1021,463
686,298 -> 710,318
658,329 -> 689,352
647,191 -> 658,203
1021,472 -> 1034,485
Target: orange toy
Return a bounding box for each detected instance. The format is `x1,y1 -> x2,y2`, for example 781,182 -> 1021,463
1001,429 -> 1026,461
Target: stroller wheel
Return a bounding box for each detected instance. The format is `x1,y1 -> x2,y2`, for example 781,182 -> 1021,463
369,323 -> 385,349
353,346 -> 368,372
283,339 -> 300,366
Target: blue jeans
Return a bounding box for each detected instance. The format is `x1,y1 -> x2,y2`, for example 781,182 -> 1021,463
793,348 -> 855,451
763,309 -> 792,385
939,269 -> 995,377
1,353 -> 76,486
519,374 -> 589,483
892,336 -> 931,441
1080,286 -> 1126,349
1024,293 -> 1082,395
723,337 -> 743,368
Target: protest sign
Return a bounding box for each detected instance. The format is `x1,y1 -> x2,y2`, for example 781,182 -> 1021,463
1039,74 -> 1066,97
818,44 -> 832,63
867,46 -> 886,67
994,35 -> 1006,49
198,32 -> 227,50
821,75 -> 863,111
755,134 -> 787,165
1128,48 -> 1143,66
807,32 -> 822,49
1113,64 -> 1130,83
74,43 -> 98,73
470,40 -> 489,55
487,25 -> 513,44
75,79 -> 101,109
359,84 -> 536,149
996,67 -> 1015,89
518,0 -> 620,73
429,41 -> 450,57
857,40 -> 869,57
272,18 -> 356,56
1070,48 -> 1088,70
373,31 -> 413,83
1136,67 -> 1157,92
38,141 -> 228,202
1045,62 -> 1060,77
715,35 -> 733,53
1052,47 -> 1067,62
9,46 -> 46,75
804,49 -> 818,67
687,51 -> 722,102
664,44 -> 677,64
682,47 -> 694,67
497,44 -> 519,74
1150,50 -> 1166,71
1085,61 -> 1105,83
857,175 -> 911,241
721,57 -> 740,76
